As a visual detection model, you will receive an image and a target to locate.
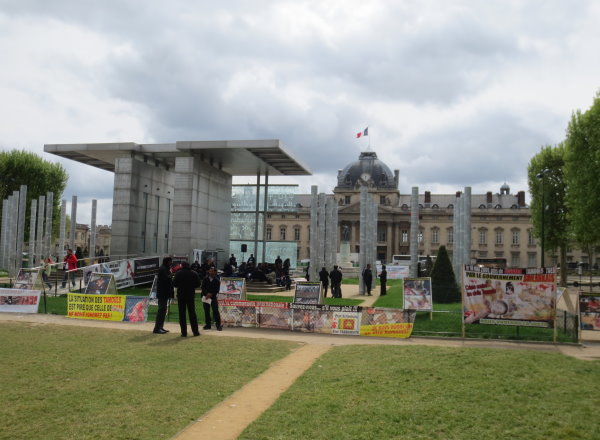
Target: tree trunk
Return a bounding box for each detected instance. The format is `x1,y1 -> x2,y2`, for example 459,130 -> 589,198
559,245 -> 568,287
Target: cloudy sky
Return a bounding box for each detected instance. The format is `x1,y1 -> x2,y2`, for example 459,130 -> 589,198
1,0 -> 599,225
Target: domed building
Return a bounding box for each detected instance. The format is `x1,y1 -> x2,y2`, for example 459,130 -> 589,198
260,149 -> 544,269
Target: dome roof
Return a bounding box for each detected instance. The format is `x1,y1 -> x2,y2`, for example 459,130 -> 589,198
337,151 -> 396,189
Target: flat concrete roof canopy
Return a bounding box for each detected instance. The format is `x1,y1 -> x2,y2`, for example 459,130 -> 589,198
44,139 -> 312,176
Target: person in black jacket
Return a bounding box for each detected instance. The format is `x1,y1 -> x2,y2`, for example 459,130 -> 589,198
319,267 -> 330,297
329,265 -> 343,298
173,261 -> 201,337
362,264 -> 373,296
201,266 -> 222,331
379,264 -> 387,296
153,257 -> 174,334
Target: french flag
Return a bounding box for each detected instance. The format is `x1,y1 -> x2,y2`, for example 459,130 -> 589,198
356,127 -> 369,138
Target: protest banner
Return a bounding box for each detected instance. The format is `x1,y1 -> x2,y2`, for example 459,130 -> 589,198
462,266 -> 556,327
580,295 -> 600,331
0,288 -> 41,313
293,282 -> 322,304
403,278 -> 432,311
123,296 -> 150,322
67,293 -> 126,321
382,265 -> 410,280
360,308 -> 415,338
85,273 -> 117,295
13,269 -> 40,290
219,278 -> 246,300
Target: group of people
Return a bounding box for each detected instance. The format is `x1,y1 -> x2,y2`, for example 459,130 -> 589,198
318,265 -> 343,298
153,256 -> 222,337
361,263 -> 387,296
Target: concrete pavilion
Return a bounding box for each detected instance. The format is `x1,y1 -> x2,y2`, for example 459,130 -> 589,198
44,140 -> 311,261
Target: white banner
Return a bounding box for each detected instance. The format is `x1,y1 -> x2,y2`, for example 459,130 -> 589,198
0,288 -> 41,313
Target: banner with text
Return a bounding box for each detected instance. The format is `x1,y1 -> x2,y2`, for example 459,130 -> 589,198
580,295 -> 600,331
463,266 -> 556,327
0,288 -> 41,313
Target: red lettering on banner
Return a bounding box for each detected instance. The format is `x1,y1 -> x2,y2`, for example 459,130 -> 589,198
523,274 -> 555,282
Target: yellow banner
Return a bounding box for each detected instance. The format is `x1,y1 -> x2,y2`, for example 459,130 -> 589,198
360,323 -> 414,338
67,293 -> 126,321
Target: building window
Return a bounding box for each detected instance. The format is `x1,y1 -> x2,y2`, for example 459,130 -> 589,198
431,229 -> 439,244
281,214 -> 286,219
378,230 -> 386,242
528,230 -> 535,246
266,228 -> 272,240
495,230 -> 503,245
448,229 -> 453,244
512,230 -> 520,245
280,228 -> 286,240
418,231 -> 423,243
294,228 -> 301,241
267,214 -> 272,219
511,252 -> 520,267
528,253 -> 537,267
479,229 -> 487,245
479,251 -> 488,258
344,195 -> 351,204
401,230 -> 408,243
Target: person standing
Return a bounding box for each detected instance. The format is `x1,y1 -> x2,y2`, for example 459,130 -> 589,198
329,265 -> 343,298
319,267 -> 330,297
153,257 -> 174,334
362,263 -> 373,296
229,254 -> 237,268
61,249 -> 78,289
173,261 -> 201,337
379,264 -> 387,296
201,266 -> 222,331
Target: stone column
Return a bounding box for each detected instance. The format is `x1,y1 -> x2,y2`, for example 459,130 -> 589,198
386,221 -> 393,263
36,195 -> 45,262
309,186 -> 318,281
317,192 -> 326,274
0,199 -> 8,269
90,199 -> 97,260
70,195 -> 77,251
16,185 -> 27,271
359,185 -> 368,294
463,187 -> 472,268
29,200 -> 37,267
59,200 -> 67,260
45,192 -> 53,259
325,196 -> 335,270
409,187 -> 419,277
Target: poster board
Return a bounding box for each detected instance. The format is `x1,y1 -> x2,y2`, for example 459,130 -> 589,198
462,265 -> 556,327
403,278 -> 432,311
383,265 -> 410,280
67,293 -> 149,322
149,275 -> 158,305
580,295 -> 600,331
85,273 -> 118,295
293,282 -> 322,305
14,268 -> 40,290
219,277 -> 246,300
0,288 -> 41,313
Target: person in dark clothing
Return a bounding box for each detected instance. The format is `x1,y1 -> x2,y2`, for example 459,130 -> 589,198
173,261 -> 201,337
229,254 -> 237,268
153,257 -> 174,334
247,254 -> 256,266
379,264 -> 387,296
329,265 -> 343,298
362,264 -> 373,296
319,267 -> 330,297
190,260 -> 201,274
201,266 -> 222,331
305,263 -> 310,281
275,255 -> 283,268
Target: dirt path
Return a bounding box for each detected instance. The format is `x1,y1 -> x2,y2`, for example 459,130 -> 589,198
171,344 -> 331,440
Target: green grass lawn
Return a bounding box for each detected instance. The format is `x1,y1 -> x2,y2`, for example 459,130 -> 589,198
240,345 -> 600,440
0,322 -> 300,440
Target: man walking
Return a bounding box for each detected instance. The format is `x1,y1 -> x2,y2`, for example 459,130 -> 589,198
329,265 -> 343,298
173,261 -> 201,337
153,257 -> 174,334
201,267 -> 222,331
61,249 -> 78,289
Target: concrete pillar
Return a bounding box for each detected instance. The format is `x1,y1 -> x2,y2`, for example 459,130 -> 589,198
90,199 -> 97,260
45,192 -> 53,259
70,195 -> 77,252
452,194 -> 459,279
0,199 -> 8,268
59,200 -> 67,260
5,195 -> 15,274
36,195 -> 45,262
261,172 -> 269,264
359,185 -> 368,294
386,222 -> 393,263
29,200 -> 37,267
317,192 -> 326,274
325,196 -> 335,270
172,156 -> 232,263
463,186 -> 472,268
16,185 -> 27,271
309,186 -> 318,281
409,187 -> 419,277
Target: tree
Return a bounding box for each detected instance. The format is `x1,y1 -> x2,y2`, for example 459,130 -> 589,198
430,245 -> 460,303
564,91 -> 600,279
527,144 -> 569,286
0,150 -> 68,241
